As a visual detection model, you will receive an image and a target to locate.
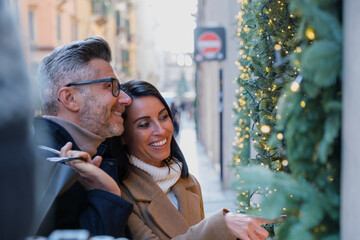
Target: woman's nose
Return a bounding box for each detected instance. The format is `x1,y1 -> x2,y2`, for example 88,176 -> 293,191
153,122 -> 166,135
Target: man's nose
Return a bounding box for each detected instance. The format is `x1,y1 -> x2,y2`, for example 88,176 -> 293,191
117,90 -> 132,106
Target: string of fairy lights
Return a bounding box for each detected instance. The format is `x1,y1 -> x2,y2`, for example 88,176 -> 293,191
231,0 -> 318,213
233,0 -> 298,164
232,0 -> 341,238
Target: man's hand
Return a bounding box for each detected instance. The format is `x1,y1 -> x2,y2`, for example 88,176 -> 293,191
224,212 -> 285,240
60,142 -> 121,196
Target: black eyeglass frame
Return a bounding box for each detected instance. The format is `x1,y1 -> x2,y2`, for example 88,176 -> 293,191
65,78 -> 121,97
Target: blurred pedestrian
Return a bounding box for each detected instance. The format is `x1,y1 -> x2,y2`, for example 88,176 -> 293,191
170,102 -> 180,137
0,1 -> 36,239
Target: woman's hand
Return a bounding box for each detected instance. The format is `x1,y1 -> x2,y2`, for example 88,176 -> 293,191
224,212 -> 282,240
60,142 -> 121,196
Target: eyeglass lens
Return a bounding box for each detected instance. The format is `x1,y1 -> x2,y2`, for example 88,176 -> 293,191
111,78 -> 121,97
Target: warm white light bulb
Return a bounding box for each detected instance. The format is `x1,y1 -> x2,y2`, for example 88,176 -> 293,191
260,125 -> 271,134
290,81 -> 300,92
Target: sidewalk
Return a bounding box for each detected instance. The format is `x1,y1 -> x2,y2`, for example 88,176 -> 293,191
177,114 -> 237,217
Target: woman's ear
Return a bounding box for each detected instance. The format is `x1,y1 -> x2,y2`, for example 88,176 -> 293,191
58,87 -> 80,112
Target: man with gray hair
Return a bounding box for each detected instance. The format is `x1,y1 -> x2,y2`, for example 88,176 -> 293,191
34,36 -> 133,238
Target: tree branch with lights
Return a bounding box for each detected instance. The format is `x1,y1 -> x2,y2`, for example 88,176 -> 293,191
232,0 -> 341,239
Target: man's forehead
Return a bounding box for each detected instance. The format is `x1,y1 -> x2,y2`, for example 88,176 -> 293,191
88,59 -> 116,77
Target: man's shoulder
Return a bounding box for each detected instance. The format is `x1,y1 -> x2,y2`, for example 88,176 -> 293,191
34,116 -> 62,130
34,116 -> 69,137
33,116 -> 78,150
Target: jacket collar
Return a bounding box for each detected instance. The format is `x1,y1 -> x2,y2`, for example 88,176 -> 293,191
122,165 -> 203,237
42,115 -> 104,156
34,117 -> 80,152
123,165 -> 198,201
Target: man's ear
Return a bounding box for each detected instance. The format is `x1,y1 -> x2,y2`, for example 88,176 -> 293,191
58,87 -> 80,112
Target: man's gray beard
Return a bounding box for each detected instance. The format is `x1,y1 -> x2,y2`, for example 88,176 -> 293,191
79,95 -> 108,137
79,94 -> 123,138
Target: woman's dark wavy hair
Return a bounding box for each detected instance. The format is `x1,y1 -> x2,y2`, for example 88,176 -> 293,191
111,80 -> 189,181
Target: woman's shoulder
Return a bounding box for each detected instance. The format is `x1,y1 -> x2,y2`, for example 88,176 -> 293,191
177,173 -> 202,191
187,173 -> 200,184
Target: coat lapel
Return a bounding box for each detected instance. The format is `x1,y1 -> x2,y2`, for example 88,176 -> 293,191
122,166 -> 203,238
147,193 -> 189,237
173,177 -> 203,226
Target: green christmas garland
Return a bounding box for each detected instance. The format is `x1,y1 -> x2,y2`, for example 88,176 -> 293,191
232,0 -> 341,239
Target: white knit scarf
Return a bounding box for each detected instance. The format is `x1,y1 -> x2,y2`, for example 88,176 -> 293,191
129,155 -> 182,193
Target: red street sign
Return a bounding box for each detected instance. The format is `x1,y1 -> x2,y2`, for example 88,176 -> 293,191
194,27 -> 226,62
197,32 -> 221,58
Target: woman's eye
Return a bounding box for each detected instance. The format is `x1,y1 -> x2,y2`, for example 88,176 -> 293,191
138,122 -> 150,128
159,114 -> 169,120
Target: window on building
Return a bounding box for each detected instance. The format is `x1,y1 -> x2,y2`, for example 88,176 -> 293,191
125,19 -> 130,41
71,19 -> 78,41
122,49 -> 130,73
91,0 -> 107,16
116,10 -> 121,34
57,13 -> 62,41
28,9 -> 35,42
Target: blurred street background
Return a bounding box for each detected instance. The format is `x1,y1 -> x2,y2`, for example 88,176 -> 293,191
177,112 -> 237,217
4,0 -> 356,239
7,0 -> 241,214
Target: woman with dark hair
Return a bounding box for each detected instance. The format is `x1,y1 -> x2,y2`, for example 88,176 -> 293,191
112,80 -> 277,240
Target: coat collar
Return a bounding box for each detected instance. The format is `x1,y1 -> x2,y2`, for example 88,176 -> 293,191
122,165 -> 203,238
123,165 -> 198,201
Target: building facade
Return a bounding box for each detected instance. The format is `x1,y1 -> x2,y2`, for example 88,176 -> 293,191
13,0 -> 136,88
195,0 -> 241,187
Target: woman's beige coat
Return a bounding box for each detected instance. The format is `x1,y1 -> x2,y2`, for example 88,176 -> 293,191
120,165 -> 236,240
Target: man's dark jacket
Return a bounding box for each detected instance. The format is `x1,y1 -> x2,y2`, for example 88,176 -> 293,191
33,117 -> 133,238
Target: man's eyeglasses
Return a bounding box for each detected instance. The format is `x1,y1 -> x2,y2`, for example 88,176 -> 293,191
65,78 -> 121,97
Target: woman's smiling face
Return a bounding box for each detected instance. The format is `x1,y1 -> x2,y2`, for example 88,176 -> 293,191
122,95 -> 174,167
